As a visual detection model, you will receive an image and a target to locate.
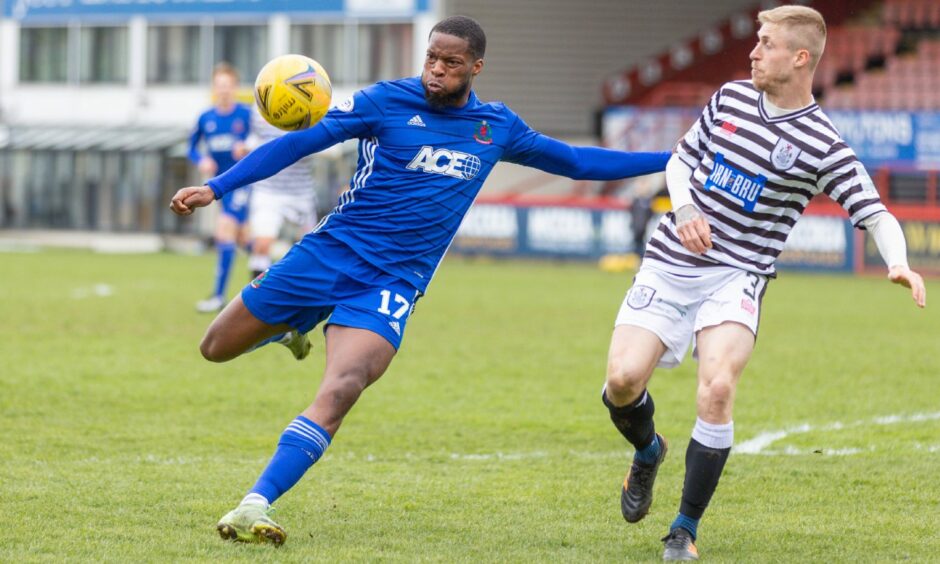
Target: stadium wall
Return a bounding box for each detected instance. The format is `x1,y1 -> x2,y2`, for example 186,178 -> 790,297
453,196 -> 940,277
449,0 -> 758,135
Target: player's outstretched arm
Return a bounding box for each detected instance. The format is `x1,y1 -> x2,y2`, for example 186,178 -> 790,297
169,185 -> 215,216
504,132 -> 670,180
206,124 -> 342,200
860,212 -> 927,308
888,265 -> 927,308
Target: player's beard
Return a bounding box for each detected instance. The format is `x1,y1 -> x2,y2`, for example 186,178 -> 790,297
423,73 -> 472,109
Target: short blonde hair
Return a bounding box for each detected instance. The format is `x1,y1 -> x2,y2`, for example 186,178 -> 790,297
211,61 -> 240,83
757,5 -> 827,70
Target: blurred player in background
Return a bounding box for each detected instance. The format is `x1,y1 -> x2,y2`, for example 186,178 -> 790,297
246,105 -> 319,280
171,15 -> 670,546
603,6 -> 927,561
188,62 -> 253,313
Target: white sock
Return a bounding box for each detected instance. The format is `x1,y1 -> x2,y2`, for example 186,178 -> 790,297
240,493 -> 270,507
691,417 -> 734,449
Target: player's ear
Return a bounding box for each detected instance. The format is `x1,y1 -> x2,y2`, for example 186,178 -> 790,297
794,48 -> 811,69
472,58 -> 484,77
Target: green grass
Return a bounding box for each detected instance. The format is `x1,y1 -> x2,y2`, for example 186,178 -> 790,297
0,249 -> 937,562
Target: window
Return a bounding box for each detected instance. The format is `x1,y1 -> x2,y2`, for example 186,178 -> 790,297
357,23 -> 413,83
19,27 -> 68,82
147,25 -> 202,84
80,26 -> 128,83
214,25 -> 268,82
290,23 -> 348,84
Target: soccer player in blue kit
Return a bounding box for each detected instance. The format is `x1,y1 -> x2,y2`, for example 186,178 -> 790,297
188,62 -> 253,313
170,16 -> 671,545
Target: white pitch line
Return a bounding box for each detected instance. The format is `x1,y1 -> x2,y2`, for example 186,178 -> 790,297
734,411 -> 940,455
70,283 -> 114,299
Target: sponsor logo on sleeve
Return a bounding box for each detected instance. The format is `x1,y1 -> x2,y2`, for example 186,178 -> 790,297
717,119 -> 738,138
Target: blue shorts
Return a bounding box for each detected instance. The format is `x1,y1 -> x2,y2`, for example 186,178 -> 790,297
221,187 -> 251,224
240,232 -> 421,349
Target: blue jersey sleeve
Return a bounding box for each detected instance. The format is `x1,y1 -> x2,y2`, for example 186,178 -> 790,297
187,114 -> 205,164
502,114 -> 670,180
318,82 -> 387,141
206,124 -> 342,198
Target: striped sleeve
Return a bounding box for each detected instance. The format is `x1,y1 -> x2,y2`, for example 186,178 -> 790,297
675,88 -> 721,170
817,141 -> 887,227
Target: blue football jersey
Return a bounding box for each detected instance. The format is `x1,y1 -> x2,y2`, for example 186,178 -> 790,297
314,77 -> 569,291
188,103 -> 252,173
208,77 -> 669,293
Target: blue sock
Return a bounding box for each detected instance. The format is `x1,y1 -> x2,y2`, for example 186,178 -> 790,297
247,332 -> 288,353
212,242 -> 237,298
634,434 -> 662,465
249,416 -> 331,504
671,513 -> 699,539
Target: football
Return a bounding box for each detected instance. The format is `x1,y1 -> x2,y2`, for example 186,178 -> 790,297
254,54 -> 332,131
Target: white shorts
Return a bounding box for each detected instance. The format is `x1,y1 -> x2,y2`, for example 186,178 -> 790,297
614,264 -> 769,368
249,190 -> 317,239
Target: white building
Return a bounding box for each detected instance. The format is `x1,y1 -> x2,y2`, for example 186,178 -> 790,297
0,0 -> 440,232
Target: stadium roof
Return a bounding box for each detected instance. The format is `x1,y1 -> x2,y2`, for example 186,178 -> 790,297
0,125 -> 189,152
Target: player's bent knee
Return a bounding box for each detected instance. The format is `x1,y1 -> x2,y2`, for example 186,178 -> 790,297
606,358 -> 650,399
322,368 -> 371,409
699,378 -> 735,412
199,333 -> 236,363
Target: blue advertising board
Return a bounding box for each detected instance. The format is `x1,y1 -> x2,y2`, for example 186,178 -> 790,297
803,111 -> 940,169
604,106 -> 940,170
453,204 -> 646,259
3,0 -> 429,21
454,202 -> 856,273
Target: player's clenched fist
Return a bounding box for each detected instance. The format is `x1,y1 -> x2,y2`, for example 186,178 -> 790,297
170,185 -> 215,216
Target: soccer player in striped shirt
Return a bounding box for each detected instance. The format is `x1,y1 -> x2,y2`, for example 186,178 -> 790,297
245,105 -> 319,280
603,6 -> 927,561
170,16 -> 670,546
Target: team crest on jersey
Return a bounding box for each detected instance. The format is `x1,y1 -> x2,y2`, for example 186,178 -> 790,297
473,121 -> 493,144
705,153 -> 767,212
627,285 -> 656,310
770,137 -> 801,171
250,269 -> 268,288
407,146 -> 482,180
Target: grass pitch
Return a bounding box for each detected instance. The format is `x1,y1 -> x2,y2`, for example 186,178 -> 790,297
1,249 -> 937,562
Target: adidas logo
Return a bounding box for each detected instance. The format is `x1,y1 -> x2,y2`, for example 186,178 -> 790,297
388,321 -> 401,336
407,115 -> 426,127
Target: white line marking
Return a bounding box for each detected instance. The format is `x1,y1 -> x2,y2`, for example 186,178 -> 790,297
70,283 -> 114,299
735,411 -> 940,455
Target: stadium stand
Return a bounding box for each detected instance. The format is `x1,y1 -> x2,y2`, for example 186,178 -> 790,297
600,0 -> 940,112
599,0 -> 940,209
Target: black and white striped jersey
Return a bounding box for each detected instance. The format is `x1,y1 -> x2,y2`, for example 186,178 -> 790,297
645,80 -> 886,277
249,107 -> 317,197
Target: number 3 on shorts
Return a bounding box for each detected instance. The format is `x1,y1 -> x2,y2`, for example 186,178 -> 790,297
377,289 -> 410,319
